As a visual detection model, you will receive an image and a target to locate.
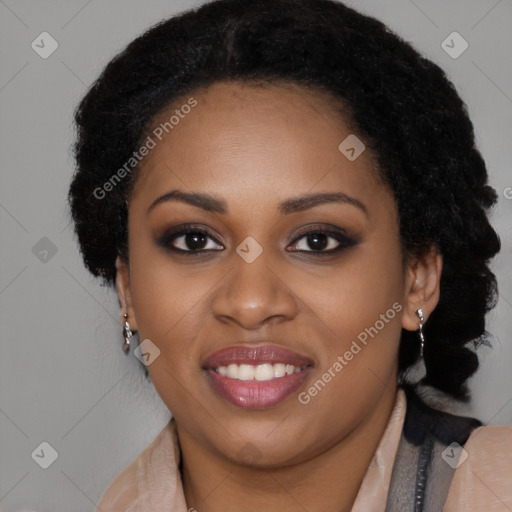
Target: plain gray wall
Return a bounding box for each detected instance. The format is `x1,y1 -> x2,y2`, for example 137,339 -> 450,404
1,1 -> 511,510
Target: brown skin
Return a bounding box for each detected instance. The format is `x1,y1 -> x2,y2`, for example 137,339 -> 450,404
115,81 -> 442,511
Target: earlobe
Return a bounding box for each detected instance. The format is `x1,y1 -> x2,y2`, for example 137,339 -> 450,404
115,255 -> 138,331
401,248 -> 442,332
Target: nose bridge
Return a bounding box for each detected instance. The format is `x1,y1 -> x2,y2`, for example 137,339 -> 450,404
232,246 -> 275,299
211,241 -> 298,329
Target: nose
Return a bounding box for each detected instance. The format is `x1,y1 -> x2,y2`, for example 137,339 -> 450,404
211,251 -> 298,330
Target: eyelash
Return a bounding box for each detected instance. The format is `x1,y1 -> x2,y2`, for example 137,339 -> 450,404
156,224 -> 358,257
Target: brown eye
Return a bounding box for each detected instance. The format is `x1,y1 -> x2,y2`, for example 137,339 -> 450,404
156,226 -> 224,253
288,228 -> 358,255
180,232 -> 208,251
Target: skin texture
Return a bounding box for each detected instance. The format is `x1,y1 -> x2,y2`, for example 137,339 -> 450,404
115,81 -> 442,512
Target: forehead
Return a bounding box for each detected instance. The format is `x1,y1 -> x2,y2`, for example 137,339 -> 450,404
129,81 -> 385,211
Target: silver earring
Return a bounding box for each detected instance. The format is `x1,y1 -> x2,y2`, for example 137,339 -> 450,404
416,308 -> 425,358
122,312 -> 133,354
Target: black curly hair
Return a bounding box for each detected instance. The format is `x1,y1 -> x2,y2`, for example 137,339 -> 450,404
68,0 -> 500,401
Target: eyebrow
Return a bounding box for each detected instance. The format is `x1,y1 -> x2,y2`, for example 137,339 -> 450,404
147,189 -> 368,217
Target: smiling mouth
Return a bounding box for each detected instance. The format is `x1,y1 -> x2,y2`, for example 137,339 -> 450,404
202,344 -> 314,409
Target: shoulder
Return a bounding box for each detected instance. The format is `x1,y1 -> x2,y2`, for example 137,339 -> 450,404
95,421 -> 177,512
444,425 -> 512,512
95,456 -> 140,512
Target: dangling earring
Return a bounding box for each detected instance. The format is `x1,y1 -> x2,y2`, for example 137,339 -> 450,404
122,312 -> 133,354
416,308 -> 425,358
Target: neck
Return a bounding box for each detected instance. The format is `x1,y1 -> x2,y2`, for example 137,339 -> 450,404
177,385 -> 399,512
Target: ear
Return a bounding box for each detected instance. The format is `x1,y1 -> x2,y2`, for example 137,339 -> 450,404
115,255 -> 138,331
401,247 -> 442,331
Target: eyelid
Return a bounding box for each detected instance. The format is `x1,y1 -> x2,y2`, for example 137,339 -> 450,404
288,223 -> 350,242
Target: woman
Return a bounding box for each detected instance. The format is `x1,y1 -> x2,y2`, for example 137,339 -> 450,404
67,0 -> 511,510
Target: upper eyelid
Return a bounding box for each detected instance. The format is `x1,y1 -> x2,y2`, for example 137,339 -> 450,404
288,224 -> 349,240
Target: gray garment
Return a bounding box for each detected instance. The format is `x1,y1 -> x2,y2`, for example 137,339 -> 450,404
385,386 -> 481,512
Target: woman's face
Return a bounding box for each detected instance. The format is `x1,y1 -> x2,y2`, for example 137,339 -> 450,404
117,81 -> 435,466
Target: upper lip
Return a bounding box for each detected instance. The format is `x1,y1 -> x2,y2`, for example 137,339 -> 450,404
202,343 -> 315,369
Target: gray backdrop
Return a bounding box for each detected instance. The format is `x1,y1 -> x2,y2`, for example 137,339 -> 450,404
1,1 -> 511,510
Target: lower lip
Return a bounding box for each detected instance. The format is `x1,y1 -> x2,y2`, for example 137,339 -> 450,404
205,368 -> 312,409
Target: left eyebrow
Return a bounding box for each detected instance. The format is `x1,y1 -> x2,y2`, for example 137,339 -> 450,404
277,192 -> 368,217
146,189 -> 368,218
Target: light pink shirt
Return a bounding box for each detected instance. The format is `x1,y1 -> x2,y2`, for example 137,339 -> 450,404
95,390 -> 512,511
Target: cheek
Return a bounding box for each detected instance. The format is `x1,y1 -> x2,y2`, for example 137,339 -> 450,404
295,237 -> 405,391
127,218 -> 208,336
292,245 -> 405,443
126,238 -> 211,381
128,253 -> 209,411
292,239 -> 404,338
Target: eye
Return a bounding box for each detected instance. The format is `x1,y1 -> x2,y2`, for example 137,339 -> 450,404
287,227 -> 357,255
156,226 -> 224,253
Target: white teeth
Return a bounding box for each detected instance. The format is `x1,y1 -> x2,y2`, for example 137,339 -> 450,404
215,363 -> 305,381
255,363 -> 274,381
226,364 -> 239,379
238,364 -> 255,381
273,363 -> 286,378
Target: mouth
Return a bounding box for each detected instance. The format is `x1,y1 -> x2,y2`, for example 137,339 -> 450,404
202,344 -> 314,409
